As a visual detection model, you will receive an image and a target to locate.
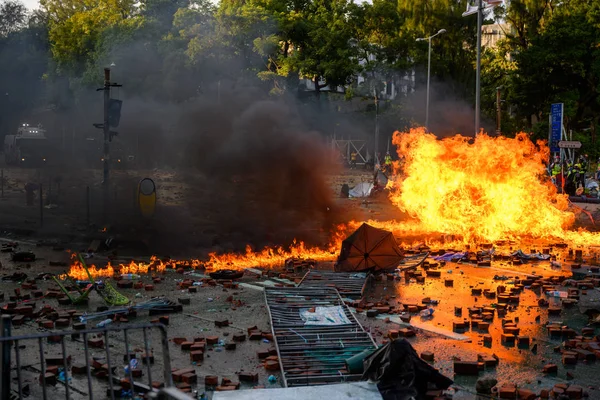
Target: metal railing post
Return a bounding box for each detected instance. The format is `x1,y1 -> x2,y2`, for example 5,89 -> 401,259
0,315 -> 11,399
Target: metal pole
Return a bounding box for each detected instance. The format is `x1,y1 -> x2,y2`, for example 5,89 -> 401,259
86,186 -> 90,226
374,93 -> 379,171
426,36 -> 432,131
475,0 -> 483,135
39,184 -> 43,227
496,87 -> 501,135
1,169 -> 3,198
0,315 -> 11,400
103,68 -> 111,223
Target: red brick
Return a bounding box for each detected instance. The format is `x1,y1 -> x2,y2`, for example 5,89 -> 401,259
216,386 -> 237,391
190,343 -> 205,352
453,361 -> 479,375
498,384 -> 517,399
205,375 -> 219,386
55,318 -> 70,327
39,372 -> 56,385
144,284 -> 154,291
398,328 -> 416,337
257,350 -> 270,359
247,326 -> 258,334
517,389 -> 536,400
181,373 -> 197,384
181,341 -> 194,350
172,368 -> 195,382
221,378 -> 240,389
131,369 -> 143,378
215,319 -> 229,328
88,338 -> 104,348
190,351 -> 204,362
238,372 -> 258,383
71,364 -> 87,374
264,360 -> 280,371
233,334 -> 246,342
206,336 -> 219,345
565,385 -> 583,399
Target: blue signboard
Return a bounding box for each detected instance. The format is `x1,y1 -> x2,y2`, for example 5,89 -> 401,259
550,103 -> 563,153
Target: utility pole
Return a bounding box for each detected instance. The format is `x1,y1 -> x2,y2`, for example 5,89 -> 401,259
496,86 -> 502,135
94,68 -> 122,223
103,68 -> 110,202
475,0 -> 483,135
374,91 -> 379,172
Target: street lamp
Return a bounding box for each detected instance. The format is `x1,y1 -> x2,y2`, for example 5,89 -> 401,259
463,0 -> 502,135
416,29 -> 446,132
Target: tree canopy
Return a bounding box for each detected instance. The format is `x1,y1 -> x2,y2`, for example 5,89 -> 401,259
1,0 -> 599,150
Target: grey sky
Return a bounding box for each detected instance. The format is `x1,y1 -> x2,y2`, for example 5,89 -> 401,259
21,0 -> 39,10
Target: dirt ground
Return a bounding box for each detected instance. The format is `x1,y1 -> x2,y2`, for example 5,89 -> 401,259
2,165 -> 600,399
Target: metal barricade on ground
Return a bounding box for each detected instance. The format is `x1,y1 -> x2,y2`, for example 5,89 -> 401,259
0,316 -> 193,400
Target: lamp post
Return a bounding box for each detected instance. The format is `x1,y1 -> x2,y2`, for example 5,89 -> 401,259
416,29 -> 446,132
463,0 -> 502,135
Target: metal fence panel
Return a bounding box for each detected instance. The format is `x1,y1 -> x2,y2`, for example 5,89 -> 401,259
0,317 -> 173,400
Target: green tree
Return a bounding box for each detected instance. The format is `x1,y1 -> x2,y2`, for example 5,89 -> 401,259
40,0 -> 143,75
0,0 -> 27,37
0,3 -> 49,135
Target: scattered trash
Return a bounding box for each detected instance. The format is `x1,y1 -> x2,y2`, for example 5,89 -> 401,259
121,274 -> 141,280
96,319 -> 113,328
11,251 -> 36,262
135,293 -> 142,298
546,291 -> 568,298
363,339 -> 453,398
268,375 -> 277,383
419,308 -> 435,318
124,359 -> 138,374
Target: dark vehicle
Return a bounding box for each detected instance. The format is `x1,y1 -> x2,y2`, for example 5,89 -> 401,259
3,123 -> 52,166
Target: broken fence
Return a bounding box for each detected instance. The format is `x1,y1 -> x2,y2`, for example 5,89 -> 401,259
298,271 -> 370,298
264,287 -> 377,387
0,317 -> 188,400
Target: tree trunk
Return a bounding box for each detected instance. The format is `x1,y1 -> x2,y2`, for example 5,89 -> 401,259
314,76 -> 321,109
283,41 -> 290,58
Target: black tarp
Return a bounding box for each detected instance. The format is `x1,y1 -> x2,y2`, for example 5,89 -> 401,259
362,339 -> 453,400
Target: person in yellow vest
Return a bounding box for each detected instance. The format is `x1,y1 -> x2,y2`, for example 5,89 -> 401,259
384,152 -> 392,166
350,151 -> 357,169
550,156 -> 561,178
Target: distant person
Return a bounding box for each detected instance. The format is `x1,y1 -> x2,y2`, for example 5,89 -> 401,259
350,151 -> 357,169
383,152 -> 392,174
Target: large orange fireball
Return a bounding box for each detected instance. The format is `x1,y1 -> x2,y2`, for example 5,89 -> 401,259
386,128 -> 573,243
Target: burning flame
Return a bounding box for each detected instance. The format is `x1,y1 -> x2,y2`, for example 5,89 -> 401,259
63,128 -> 600,279
64,255 -> 170,281
64,226 -> 352,279
384,128 -> 599,246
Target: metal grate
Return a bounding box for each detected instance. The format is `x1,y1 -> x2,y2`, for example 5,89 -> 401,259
264,287 -> 377,387
0,317 -> 174,400
297,271 -> 370,298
